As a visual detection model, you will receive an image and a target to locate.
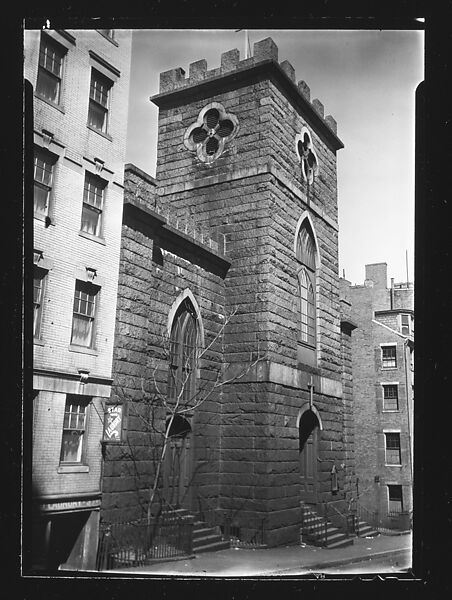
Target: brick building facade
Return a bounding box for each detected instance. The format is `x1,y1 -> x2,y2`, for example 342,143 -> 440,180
24,29 -> 132,570
101,37 -> 357,548
342,263 -> 414,530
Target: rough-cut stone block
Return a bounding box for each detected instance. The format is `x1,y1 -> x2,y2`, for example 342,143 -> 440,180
159,67 -> 186,93
280,60 -> 296,82
221,48 -> 240,72
312,98 -> 325,118
189,59 -> 207,82
297,80 -> 310,101
253,37 -> 278,63
325,115 -> 337,134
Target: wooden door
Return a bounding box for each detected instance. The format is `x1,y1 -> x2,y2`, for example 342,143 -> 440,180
299,426 -> 318,504
163,433 -> 191,508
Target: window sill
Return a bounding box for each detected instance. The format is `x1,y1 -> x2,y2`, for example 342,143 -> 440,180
68,344 -> 99,356
381,367 -> 397,371
97,31 -> 119,46
57,464 -> 90,474
35,94 -> 65,114
382,409 -> 400,413
87,124 -> 113,141
385,464 -> 403,468
34,338 -> 45,346
34,214 -> 55,227
78,230 -> 106,245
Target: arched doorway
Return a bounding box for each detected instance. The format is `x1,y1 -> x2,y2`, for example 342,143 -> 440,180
299,409 -> 320,504
163,415 -> 192,508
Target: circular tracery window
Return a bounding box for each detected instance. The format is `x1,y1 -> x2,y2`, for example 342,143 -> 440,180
295,128 -> 319,184
184,103 -> 239,164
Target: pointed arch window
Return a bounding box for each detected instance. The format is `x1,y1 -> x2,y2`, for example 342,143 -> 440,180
296,219 -> 317,361
168,300 -> 199,406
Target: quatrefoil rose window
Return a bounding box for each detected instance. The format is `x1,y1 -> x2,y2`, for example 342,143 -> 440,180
184,103 -> 239,164
295,128 -> 319,184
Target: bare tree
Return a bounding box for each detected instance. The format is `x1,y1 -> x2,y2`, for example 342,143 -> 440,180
107,306 -> 266,524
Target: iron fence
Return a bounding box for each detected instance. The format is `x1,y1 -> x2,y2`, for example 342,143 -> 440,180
96,514 -> 193,570
221,515 -> 266,548
300,504 -> 328,546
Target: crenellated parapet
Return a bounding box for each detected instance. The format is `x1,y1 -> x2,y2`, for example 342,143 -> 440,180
156,37 -> 339,139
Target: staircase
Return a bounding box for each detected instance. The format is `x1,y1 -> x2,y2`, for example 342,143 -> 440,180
170,508 -> 231,554
301,504 -> 353,549
355,519 -> 379,538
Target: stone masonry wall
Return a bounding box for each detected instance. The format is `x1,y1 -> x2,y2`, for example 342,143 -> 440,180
101,166 -> 228,523
146,37 -> 347,545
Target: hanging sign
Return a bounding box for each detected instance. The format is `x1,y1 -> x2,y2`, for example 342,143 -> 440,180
103,404 -> 123,442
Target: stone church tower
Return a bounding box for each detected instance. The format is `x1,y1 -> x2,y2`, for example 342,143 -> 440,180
101,37 -> 356,548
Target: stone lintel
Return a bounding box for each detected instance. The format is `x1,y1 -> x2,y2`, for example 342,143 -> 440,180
33,369 -> 113,397
224,360 -> 343,398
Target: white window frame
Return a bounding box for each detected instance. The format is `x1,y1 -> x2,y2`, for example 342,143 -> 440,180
380,343 -> 397,370
59,396 -> 90,464
387,484 -> 404,514
36,33 -> 66,106
381,382 -> 400,412
70,280 -> 100,348
400,313 -> 412,336
80,171 -> 106,238
384,430 -> 402,466
88,68 -> 113,135
33,147 -> 57,220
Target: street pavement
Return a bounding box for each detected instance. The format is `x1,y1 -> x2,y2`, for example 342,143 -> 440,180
107,532 -> 412,577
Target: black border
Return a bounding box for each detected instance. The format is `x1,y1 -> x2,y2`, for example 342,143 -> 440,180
10,3 -> 452,598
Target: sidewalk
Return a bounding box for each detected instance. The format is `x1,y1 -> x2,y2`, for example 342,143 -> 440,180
107,532 -> 412,577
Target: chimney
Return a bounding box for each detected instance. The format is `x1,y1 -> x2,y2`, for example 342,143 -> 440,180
365,263 -> 388,288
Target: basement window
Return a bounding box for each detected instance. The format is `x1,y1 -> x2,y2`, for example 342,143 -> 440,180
387,485 -> 403,514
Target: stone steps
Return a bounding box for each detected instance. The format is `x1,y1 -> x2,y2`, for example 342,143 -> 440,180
356,520 -> 380,538
164,508 -> 231,554
301,504 -> 354,549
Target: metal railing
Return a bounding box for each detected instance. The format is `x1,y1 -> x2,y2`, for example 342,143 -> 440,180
222,515 -> 266,548
96,514 -> 193,571
323,500 -> 356,537
301,504 -> 328,547
355,501 -> 412,533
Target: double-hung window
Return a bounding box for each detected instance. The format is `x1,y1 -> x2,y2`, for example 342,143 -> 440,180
385,432 -> 401,465
71,280 -> 98,348
81,172 -> 105,237
383,384 -> 399,411
36,34 -> 65,104
400,314 -> 411,335
60,396 -> 89,463
33,266 -> 47,338
382,345 -> 397,369
88,69 -> 112,134
387,485 -> 403,514
34,149 -> 56,219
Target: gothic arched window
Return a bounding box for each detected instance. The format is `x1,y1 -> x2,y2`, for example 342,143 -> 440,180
168,300 -> 199,406
296,220 -> 317,361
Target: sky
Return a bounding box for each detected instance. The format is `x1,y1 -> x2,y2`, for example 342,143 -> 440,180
125,29 -> 424,286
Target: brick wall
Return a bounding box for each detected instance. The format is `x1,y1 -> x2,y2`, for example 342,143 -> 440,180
347,266 -> 414,523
